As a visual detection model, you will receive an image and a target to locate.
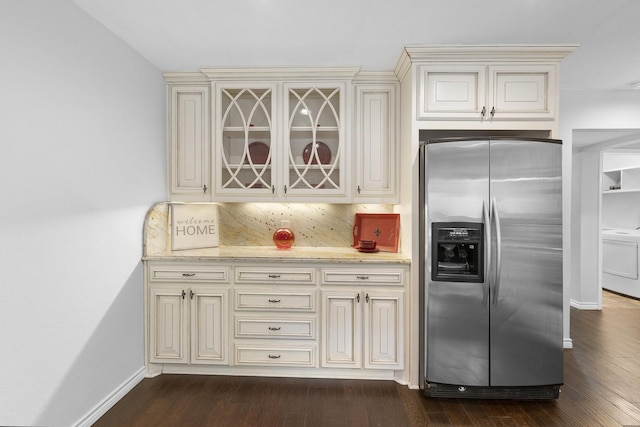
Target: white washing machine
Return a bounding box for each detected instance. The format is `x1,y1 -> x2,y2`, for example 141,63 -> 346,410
602,228 -> 640,298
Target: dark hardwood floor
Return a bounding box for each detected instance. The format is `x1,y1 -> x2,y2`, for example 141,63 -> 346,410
94,291 -> 640,426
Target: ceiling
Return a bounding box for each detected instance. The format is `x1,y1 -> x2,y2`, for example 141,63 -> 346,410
72,0 -> 640,150
73,0 -> 640,91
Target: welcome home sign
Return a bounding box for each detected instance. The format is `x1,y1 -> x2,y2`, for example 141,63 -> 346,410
170,203 -> 220,250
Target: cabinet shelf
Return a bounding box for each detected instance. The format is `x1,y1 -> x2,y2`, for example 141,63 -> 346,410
223,126 -> 271,133
225,164 -> 341,171
603,166 -> 640,193
290,126 -> 339,132
603,189 -> 640,194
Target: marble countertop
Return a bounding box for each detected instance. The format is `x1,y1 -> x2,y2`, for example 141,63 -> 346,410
142,202 -> 410,264
143,245 -> 411,264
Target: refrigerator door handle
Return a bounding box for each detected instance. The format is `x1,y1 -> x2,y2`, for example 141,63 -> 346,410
483,199 -> 491,308
491,197 -> 502,306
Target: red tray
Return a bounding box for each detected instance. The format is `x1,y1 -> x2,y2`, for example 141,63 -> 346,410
352,213 -> 400,253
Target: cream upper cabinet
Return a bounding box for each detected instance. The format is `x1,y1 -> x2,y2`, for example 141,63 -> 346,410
353,79 -> 399,203
417,64 -> 486,120
165,67 -> 402,203
203,68 -> 357,203
214,83 -> 277,200
283,82 -> 348,201
167,82 -> 211,201
488,64 -> 556,120
417,63 -> 555,121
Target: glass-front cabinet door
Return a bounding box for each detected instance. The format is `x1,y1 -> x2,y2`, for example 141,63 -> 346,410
284,83 -> 347,200
215,84 -> 276,199
214,81 -> 348,201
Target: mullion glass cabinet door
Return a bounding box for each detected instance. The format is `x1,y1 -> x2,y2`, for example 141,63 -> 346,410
218,86 -> 275,194
286,85 -> 344,195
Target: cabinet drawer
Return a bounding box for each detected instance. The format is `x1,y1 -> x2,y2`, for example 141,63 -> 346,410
235,290 -> 315,311
235,344 -> 315,367
235,267 -> 315,284
149,265 -> 230,282
235,318 -> 315,339
322,269 -> 404,285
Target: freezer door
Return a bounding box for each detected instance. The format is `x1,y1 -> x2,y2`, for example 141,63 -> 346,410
424,138 -> 490,386
489,138 -> 563,387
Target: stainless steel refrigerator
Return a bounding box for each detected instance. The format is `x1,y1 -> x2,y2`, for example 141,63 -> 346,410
419,137 -> 563,399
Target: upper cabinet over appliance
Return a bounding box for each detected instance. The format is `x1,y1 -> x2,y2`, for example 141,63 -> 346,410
417,64 -> 555,121
395,45 -> 578,132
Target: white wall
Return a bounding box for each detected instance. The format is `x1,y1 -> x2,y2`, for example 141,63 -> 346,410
561,90 -> 640,315
571,150 -> 602,310
0,1 -> 165,426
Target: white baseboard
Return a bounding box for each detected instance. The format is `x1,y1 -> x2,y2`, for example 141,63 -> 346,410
74,366 -> 145,427
563,338 -> 574,349
570,299 -> 601,310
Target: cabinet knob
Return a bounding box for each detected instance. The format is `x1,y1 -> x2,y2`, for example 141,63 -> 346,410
365,293 -> 369,303
490,107 -> 496,118
181,290 -> 186,299
481,106 -> 486,119
268,354 -> 281,359
268,299 -> 281,303
268,326 -> 281,331
356,275 -> 369,280
357,293 -> 360,303
268,274 -> 281,279
203,184 -> 207,193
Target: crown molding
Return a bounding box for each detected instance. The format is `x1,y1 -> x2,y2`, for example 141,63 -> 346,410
394,48 -> 413,81
352,70 -> 399,84
200,66 -> 361,81
162,72 -> 209,84
400,44 -> 579,64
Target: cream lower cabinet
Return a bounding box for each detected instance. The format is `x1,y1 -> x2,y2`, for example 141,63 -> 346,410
147,262 -> 231,368
145,260 -> 407,378
233,265 -> 317,367
321,268 -> 405,370
149,284 -> 229,365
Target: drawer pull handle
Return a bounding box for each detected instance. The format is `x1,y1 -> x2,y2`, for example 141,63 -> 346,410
182,273 -> 196,277
268,354 -> 281,359
268,274 -> 281,279
268,299 -> 281,303
356,275 -> 369,280
268,326 -> 281,331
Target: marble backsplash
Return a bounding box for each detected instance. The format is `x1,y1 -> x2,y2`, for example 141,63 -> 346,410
144,202 -> 396,254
